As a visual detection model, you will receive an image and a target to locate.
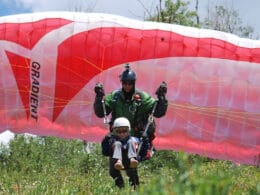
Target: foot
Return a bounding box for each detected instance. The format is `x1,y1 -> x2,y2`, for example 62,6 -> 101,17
114,160 -> 124,170
131,184 -> 137,191
130,158 -> 138,168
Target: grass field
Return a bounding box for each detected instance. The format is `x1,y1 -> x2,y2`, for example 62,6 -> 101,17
0,136 -> 259,194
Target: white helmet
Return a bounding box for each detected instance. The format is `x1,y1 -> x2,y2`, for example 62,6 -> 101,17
113,117 -> 130,129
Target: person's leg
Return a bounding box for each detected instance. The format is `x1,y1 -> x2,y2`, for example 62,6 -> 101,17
127,138 -> 137,159
109,157 -> 124,188
127,138 -> 138,168
112,141 -> 123,159
112,141 -> 124,170
122,145 -> 139,189
125,168 -> 139,189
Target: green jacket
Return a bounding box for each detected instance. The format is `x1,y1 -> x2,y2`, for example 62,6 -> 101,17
104,89 -> 155,136
94,88 -> 168,138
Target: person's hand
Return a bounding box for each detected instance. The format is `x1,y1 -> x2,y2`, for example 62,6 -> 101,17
156,81 -> 167,97
94,82 -> 105,97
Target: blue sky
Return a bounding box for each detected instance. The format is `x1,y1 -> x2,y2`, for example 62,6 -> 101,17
0,0 -> 31,15
0,0 -> 259,38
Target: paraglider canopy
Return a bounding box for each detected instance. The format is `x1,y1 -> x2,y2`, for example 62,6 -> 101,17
0,12 -> 259,166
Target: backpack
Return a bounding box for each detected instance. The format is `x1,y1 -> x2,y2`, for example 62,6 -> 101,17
101,133 -> 115,156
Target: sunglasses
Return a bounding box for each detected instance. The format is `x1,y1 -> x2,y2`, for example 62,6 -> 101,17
114,127 -> 129,134
122,81 -> 134,85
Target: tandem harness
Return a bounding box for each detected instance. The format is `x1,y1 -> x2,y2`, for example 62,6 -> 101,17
109,89 -> 143,130
109,90 -> 156,161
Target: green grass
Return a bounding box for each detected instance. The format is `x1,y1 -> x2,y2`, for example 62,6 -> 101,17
0,136 -> 259,194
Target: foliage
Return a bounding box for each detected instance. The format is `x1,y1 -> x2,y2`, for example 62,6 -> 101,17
147,0 -> 199,27
145,0 -> 257,39
203,4 -> 255,38
0,135 -> 259,194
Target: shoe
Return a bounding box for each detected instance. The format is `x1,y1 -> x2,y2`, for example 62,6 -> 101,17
130,158 -> 138,168
114,160 -> 124,170
131,184 -> 137,191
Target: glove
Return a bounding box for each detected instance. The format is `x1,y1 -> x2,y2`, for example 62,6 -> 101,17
94,82 -> 105,97
156,81 -> 167,97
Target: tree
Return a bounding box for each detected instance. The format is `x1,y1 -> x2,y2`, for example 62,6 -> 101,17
144,0 -> 199,27
203,3 -> 255,38
139,0 -> 257,39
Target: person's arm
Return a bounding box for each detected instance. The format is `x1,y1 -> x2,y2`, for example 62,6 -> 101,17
154,95 -> 168,117
93,82 -> 105,118
154,81 -> 168,118
94,96 -> 105,118
93,82 -> 113,118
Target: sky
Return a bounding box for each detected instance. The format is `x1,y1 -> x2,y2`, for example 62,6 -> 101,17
0,0 -> 260,143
